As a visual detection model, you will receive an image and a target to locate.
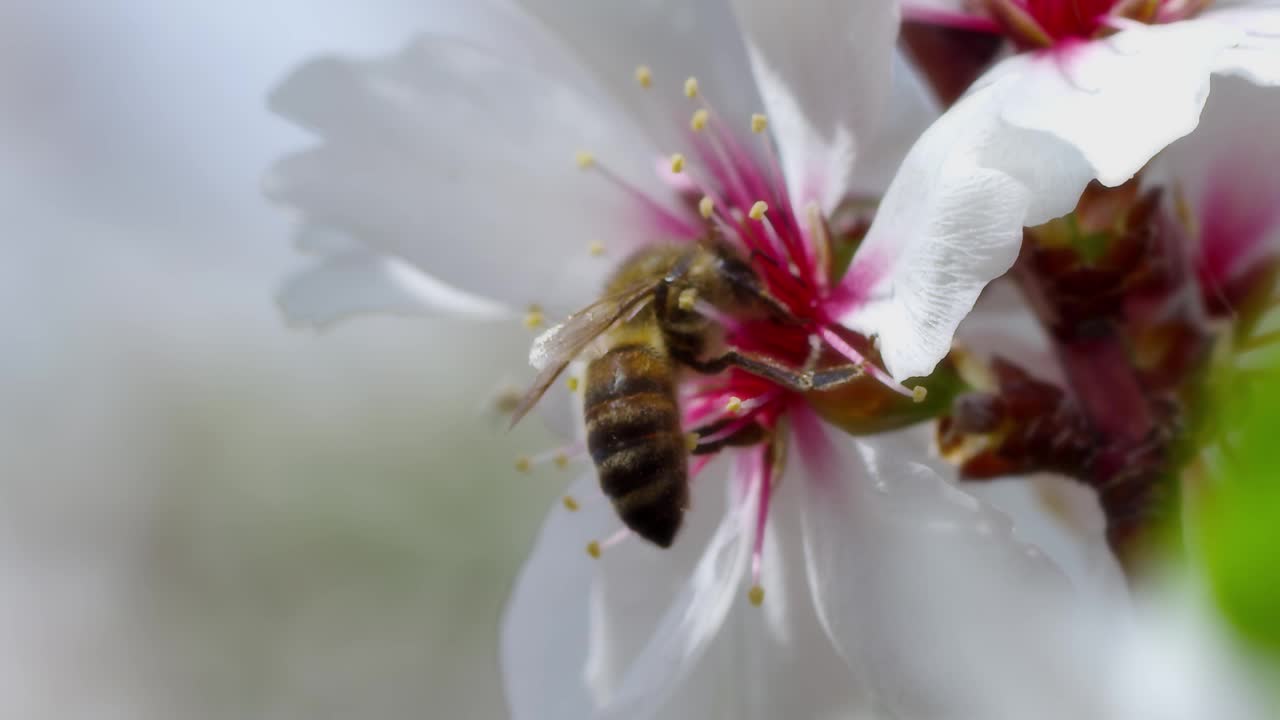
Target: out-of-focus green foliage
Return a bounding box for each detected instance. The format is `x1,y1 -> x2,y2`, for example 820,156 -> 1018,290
1199,363 -> 1280,659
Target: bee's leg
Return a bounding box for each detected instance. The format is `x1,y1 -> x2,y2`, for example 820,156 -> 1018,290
679,345 -> 866,393
689,418 -> 768,455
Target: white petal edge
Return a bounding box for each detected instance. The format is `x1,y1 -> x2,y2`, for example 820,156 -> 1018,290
842,78 -> 1092,382
993,21 -> 1241,187
267,36 -> 683,318
730,0 -> 900,213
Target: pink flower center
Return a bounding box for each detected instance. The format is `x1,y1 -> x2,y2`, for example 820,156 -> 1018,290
559,69 -> 924,603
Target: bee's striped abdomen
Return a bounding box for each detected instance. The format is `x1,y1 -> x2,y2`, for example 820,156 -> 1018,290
584,342 -> 689,547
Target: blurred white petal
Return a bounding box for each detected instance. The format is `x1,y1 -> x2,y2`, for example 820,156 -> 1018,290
514,0 -> 764,156
501,474 -> 610,720
991,21 -> 1238,187
267,36 -> 679,317
730,0 -> 900,212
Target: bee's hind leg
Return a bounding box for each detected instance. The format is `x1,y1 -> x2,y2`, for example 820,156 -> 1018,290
676,336 -> 865,393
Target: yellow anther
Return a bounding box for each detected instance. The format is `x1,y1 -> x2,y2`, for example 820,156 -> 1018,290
554,452 -> 570,469
685,432 -> 700,452
677,288 -> 699,311
690,108 -> 709,132
912,386 -> 929,404
514,456 -> 532,473
669,153 -> 686,173
586,541 -> 602,559
635,65 -> 653,88
524,308 -> 545,329
726,396 -> 744,414
574,150 -> 596,169
566,376 -> 580,393
748,585 -> 765,606
698,195 -> 714,219
588,240 -> 605,256
562,495 -> 580,512
749,201 -> 769,220
684,76 -> 699,98
751,114 -> 768,133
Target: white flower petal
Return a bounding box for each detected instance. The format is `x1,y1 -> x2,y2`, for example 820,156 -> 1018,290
501,474 -> 617,720
514,0 -> 764,155
729,0 -> 900,212
992,21 -> 1240,187
267,36 -> 682,317
1206,4 -> 1280,86
660,481 -> 866,719
792,418 -> 1107,719
278,250 -> 508,328
591,462 -> 751,719
843,80 -> 1091,381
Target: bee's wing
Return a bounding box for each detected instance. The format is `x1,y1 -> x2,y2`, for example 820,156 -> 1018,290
509,283 -> 656,428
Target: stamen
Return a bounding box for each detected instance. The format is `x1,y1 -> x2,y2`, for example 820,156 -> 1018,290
698,195 -> 715,219
806,203 -> 832,292
670,153 -> 686,173
749,201 -> 769,220
750,114 -> 768,134
523,444 -> 586,470
690,109 -> 709,132
588,241 -> 606,257
634,65 -> 653,89
562,495 -> 581,511
587,528 -> 632,558
566,376 -> 580,393
750,112 -> 801,266
685,432 -> 700,452
514,456 -> 532,473
574,151 -> 596,169
725,396 -> 744,414
684,76 -> 700,98
524,305 -> 545,329
818,326 -> 917,400
578,152 -> 701,237
749,445 -> 774,607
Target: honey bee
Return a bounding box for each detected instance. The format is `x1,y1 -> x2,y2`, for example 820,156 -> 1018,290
511,239 -> 862,547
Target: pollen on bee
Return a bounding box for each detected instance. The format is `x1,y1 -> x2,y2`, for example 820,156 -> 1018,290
690,109 -> 709,132
669,153 -> 686,173
684,76 -> 699,98
912,386 -> 929,404
634,65 -> 653,88
574,150 -> 596,169
588,240 -> 606,256
751,113 -> 768,133
726,396 -> 744,414
566,376 -> 580,393
514,456 -> 532,473
677,288 -> 699,311
748,584 -> 765,606
698,195 -> 714,219
748,201 -> 768,220
586,540 -> 602,559
562,495 -> 580,512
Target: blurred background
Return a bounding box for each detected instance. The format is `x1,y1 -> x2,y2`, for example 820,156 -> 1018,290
0,3 -> 561,718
